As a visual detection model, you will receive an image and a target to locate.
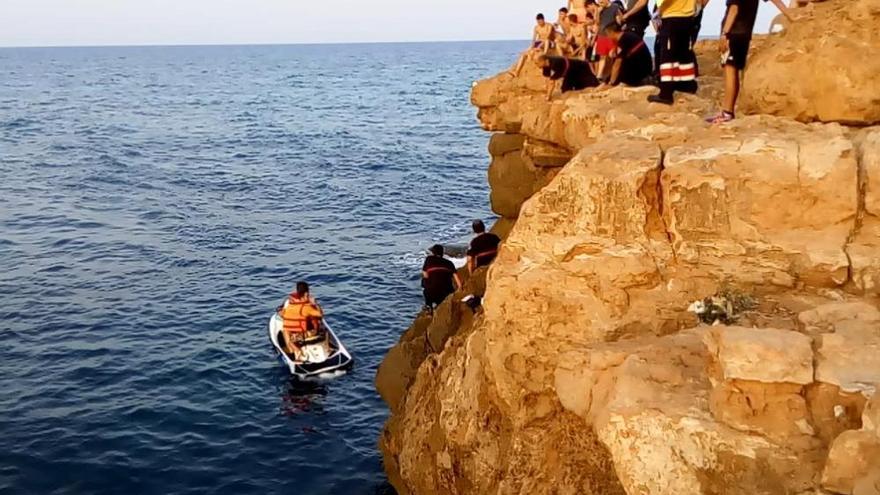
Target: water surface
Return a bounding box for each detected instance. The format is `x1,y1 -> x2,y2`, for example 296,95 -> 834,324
0,41 -> 520,494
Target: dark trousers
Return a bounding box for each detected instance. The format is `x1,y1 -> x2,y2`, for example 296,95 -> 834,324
691,11 -> 703,76
424,288 -> 453,309
657,16 -> 699,99
624,23 -> 647,38
653,31 -> 666,79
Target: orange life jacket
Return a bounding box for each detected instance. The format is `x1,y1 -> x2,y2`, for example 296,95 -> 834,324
281,295 -> 321,334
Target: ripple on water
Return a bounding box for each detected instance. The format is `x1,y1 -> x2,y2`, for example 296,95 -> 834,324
0,41 -> 522,495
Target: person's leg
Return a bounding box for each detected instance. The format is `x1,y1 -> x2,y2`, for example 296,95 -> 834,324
283,331 -> 297,356
653,32 -> 665,79
708,35 -> 747,123
691,12 -> 703,77
723,64 -> 739,114
512,51 -> 529,76
675,17 -> 698,94
280,330 -> 290,353
649,21 -> 676,103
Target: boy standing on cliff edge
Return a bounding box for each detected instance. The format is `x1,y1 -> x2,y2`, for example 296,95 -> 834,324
706,0 -> 793,123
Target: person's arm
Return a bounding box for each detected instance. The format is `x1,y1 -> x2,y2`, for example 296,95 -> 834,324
467,256 -> 475,273
608,57 -> 623,85
453,272 -> 462,290
621,0 -> 648,22
719,3 -> 739,52
421,270 -> 428,279
543,30 -> 554,55
767,0 -> 794,21
546,77 -> 559,100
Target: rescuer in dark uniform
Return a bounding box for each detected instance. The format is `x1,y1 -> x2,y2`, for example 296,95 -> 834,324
466,220 -> 502,272
422,244 -> 462,311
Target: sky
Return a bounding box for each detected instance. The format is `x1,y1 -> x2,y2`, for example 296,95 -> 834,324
0,0 -> 783,47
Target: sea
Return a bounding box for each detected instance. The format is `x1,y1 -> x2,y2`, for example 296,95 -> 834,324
0,41 -> 522,494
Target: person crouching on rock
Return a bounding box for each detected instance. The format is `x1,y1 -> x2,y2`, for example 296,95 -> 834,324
596,22 -> 654,89
541,55 -> 600,100
278,281 -> 324,359
467,220 -> 502,272
421,244 -> 462,313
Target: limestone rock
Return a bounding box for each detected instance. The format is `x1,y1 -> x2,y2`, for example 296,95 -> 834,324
521,138 -> 571,168
487,134 -> 559,219
741,0 -> 880,124
849,128 -> 880,294
380,17 -> 880,494
486,132 -> 524,156
806,382 -> 870,443
823,430 -> 880,494
798,301 -> 880,335
864,393 -> 880,433
374,264 -> 489,413
854,470 -> 880,495
815,319 -> 880,392
556,329 -> 824,495
662,118 -> 858,288
705,326 -> 814,384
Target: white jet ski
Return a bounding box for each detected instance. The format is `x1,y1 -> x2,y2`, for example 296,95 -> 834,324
268,313 -> 353,380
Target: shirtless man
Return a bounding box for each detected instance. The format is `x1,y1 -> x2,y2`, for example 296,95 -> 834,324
556,9 -> 575,56
567,14 -> 589,59
569,0 -> 591,27
512,14 -> 557,76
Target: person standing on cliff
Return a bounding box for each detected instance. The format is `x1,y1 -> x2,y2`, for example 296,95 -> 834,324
421,244 -> 462,312
705,0 -> 793,123
467,220 -> 501,272
647,0 -> 699,105
567,14 -> 590,60
594,0 -> 626,80
555,7 -> 572,37
616,0 -> 652,38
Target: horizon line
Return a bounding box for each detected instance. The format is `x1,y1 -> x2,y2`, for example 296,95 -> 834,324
0,38 -> 530,50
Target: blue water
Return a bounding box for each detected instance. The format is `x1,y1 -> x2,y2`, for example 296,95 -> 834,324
0,41 -> 519,494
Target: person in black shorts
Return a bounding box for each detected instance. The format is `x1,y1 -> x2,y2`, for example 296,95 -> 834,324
706,0 -> 792,123
541,55 -> 600,100
599,23 -> 653,87
617,0 -> 651,37
466,220 -> 502,272
421,244 -> 461,310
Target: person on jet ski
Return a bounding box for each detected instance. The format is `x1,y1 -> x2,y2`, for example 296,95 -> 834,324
278,281 -> 324,358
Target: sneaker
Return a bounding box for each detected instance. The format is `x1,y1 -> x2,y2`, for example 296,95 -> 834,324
705,111 -> 735,124
647,93 -> 674,105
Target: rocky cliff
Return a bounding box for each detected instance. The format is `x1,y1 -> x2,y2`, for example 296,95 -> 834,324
377,1 -> 880,493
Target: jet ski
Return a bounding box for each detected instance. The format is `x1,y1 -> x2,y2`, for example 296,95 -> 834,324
268,313 -> 353,380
